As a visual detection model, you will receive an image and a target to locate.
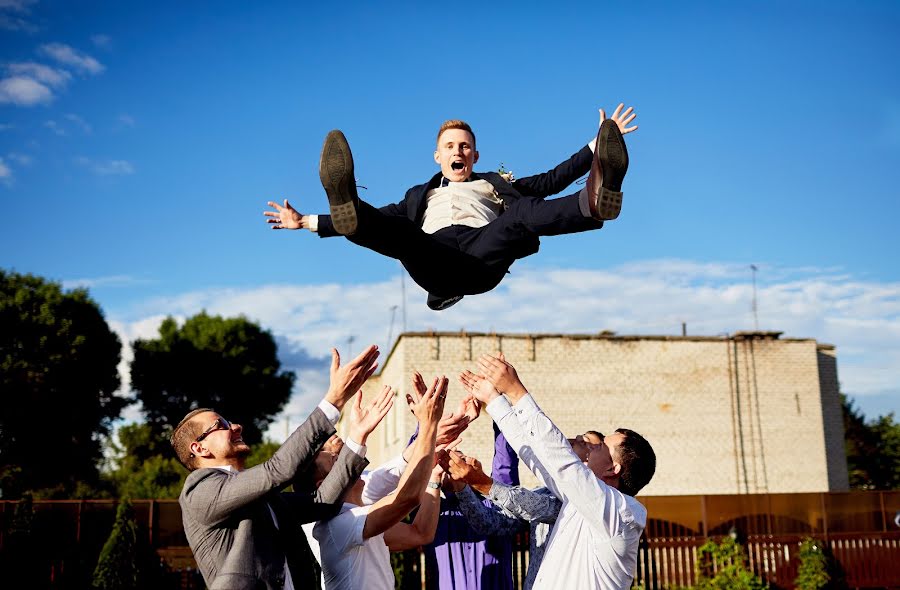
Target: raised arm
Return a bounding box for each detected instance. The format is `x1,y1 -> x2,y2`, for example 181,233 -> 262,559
181,345 -> 380,525
361,375 -> 446,540
513,103 -> 639,199
383,461 -> 444,551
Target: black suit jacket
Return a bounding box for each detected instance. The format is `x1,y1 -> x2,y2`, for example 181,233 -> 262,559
318,145 -> 592,238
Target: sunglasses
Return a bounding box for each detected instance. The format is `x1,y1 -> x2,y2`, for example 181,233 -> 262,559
196,417 -> 231,442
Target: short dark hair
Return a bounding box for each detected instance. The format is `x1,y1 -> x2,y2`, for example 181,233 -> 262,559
436,120 -> 476,149
613,428 -> 656,496
170,408 -> 215,471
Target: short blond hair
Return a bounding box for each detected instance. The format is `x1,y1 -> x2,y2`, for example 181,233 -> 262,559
170,408 -> 214,471
436,120 -> 476,149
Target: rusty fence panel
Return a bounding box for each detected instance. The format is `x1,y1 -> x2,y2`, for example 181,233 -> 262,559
2,492 -> 899,589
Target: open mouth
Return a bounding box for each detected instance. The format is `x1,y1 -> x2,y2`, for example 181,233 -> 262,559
451,161 -> 465,171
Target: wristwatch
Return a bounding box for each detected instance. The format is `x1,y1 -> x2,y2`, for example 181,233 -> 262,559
427,481 -> 441,490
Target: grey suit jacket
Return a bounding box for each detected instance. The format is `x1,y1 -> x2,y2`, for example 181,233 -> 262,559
180,407 -> 368,590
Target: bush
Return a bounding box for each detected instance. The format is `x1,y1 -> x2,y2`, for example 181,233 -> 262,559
695,536 -> 767,590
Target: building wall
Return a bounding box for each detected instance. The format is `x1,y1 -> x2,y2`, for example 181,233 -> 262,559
346,332 -> 849,495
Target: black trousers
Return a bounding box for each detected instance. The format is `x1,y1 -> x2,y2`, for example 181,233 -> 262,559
348,191 -> 603,298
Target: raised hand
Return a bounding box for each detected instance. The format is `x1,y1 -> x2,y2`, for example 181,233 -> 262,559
412,371 -> 472,444
264,199 -> 309,230
477,354 -> 528,401
457,393 -> 481,423
325,345 -> 380,411
348,385 -> 394,445
459,370 -> 500,405
599,103 -> 638,135
443,450 -> 493,491
406,375 -> 448,427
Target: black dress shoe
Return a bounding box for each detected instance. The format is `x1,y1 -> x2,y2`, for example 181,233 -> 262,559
319,130 -> 359,235
427,293 -> 464,310
586,119 -> 629,220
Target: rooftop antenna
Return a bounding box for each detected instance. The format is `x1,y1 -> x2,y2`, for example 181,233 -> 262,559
387,305 -> 398,352
400,263 -> 407,333
750,264 -> 759,330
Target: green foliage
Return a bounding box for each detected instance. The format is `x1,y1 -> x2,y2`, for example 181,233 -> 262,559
93,498 -> 141,589
795,538 -> 830,590
92,498 -> 167,589
695,536 -> 767,590
245,440 -> 281,468
843,394 -> 900,490
794,537 -> 847,590
103,423 -> 185,499
130,312 -> 294,445
0,270 -> 125,498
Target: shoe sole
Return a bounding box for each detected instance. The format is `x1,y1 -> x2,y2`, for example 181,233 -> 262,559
596,120 -> 629,220
319,130 -> 358,236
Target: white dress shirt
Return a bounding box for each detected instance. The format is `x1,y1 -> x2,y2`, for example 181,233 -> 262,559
420,179 -> 504,234
487,394 -> 647,590
313,503 -> 395,590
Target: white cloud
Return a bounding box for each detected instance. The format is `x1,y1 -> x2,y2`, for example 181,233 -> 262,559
39,42 -> 104,75
65,112 -> 91,134
6,152 -> 31,166
117,114 -> 135,128
0,0 -> 38,32
7,62 -> 70,88
0,157 -> 11,182
75,156 -> 135,176
63,275 -> 153,289
90,34 -> 111,49
105,260 -> 900,439
44,119 -> 64,135
0,75 -> 52,105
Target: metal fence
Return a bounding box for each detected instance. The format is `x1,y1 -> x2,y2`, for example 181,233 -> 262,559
2,491 -> 898,589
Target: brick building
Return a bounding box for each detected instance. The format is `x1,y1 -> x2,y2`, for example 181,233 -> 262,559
348,330 -> 849,495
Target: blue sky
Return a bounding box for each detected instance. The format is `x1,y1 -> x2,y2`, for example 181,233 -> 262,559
1,0 -> 898,431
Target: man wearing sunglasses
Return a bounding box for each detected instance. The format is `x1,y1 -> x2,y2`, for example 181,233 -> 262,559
172,344 -> 382,590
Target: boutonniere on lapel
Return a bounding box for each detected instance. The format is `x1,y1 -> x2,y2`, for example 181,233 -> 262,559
498,162 -> 515,183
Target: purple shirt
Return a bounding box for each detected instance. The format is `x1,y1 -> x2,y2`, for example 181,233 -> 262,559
422,423 -> 522,590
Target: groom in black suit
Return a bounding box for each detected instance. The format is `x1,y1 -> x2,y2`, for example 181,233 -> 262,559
265,105 -> 636,309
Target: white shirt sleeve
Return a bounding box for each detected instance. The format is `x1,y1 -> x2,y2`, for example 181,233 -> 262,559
360,454 -> 407,505
486,395 -> 556,495
318,399 -> 340,425
514,394 -> 634,540
345,437 -> 367,459
308,215 -> 319,232
315,505 -> 370,553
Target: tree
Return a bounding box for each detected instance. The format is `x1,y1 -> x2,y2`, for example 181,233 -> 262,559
842,395 -> 900,490
104,423 -> 186,499
0,270 -> 124,498
130,312 -> 294,445
92,497 -> 165,589
695,536 -> 767,590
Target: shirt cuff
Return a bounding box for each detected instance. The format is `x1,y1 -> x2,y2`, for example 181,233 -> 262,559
511,393 -> 541,423
345,437 -> 367,459
488,480 -> 512,502
587,136 -> 598,153
486,395 -> 514,422
308,214 -> 319,232
318,399 -> 340,425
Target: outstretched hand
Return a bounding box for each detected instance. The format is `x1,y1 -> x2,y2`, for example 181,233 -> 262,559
412,371 -> 472,444
459,370 -> 501,405
406,375 -> 448,427
264,199 -> 309,230
599,103 -> 638,135
348,385 -> 394,445
325,345 -> 380,411
477,353 -> 528,401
